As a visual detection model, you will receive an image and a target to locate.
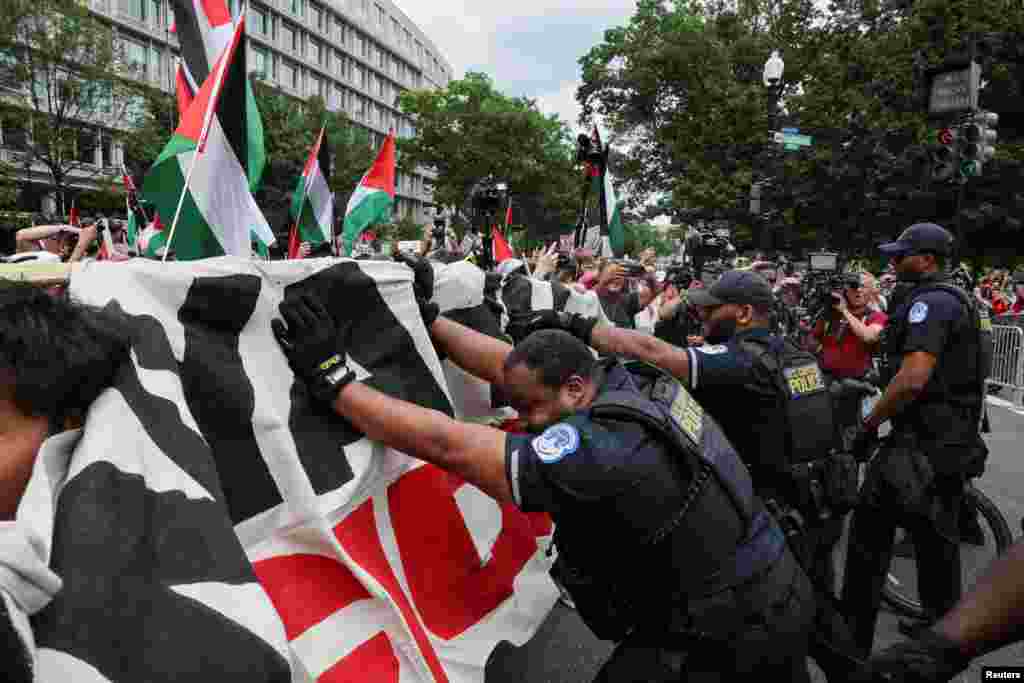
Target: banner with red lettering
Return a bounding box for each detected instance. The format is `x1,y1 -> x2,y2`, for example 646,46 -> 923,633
10,257 -> 557,682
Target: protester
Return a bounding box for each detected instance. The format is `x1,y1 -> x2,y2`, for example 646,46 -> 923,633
594,261 -> 656,328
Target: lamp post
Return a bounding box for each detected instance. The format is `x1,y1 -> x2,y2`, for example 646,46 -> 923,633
752,51 -> 784,252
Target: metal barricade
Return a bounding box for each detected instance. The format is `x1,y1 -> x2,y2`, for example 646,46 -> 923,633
989,325 -> 1024,406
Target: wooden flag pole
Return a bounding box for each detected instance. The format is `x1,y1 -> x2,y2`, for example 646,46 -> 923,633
163,3 -> 247,262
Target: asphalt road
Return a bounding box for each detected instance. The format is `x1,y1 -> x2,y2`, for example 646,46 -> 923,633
484,397 -> 1024,682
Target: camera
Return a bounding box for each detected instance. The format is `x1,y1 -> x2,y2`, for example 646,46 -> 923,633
431,215 -> 446,244
610,259 -> 647,277
808,251 -> 839,272
664,262 -> 694,289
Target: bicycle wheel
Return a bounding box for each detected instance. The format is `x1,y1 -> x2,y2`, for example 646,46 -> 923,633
882,485 -> 1013,618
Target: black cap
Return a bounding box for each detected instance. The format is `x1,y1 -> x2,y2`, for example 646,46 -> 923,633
688,270 -> 774,308
879,223 -> 953,257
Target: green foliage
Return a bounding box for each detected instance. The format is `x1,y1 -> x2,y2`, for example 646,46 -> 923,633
396,72 -> 579,235
578,0 -> 1024,257
0,0 -> 143,214
623,222 -> 675,257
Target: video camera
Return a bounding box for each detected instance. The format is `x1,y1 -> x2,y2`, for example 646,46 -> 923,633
608,259 -> 648,277
431,214 -> 446,244
664,262 -> 694,289
802,252 -> 856,322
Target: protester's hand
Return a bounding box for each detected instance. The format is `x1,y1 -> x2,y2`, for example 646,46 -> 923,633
687,335 -> 704,346
299,242 -> 312,258
862,630 -> 971,683
272,293 -> 355,404
598,264 -> 625,287
533,243 -> 558,279
393,250 -> 439,327
507,310 -> 598,345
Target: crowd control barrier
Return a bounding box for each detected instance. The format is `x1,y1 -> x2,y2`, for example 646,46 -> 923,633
990,324 -> 1024,407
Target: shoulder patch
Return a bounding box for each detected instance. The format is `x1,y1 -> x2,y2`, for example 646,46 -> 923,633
531,423 -> 580,464
697,344 -> 729,355
908,301 -> 929,324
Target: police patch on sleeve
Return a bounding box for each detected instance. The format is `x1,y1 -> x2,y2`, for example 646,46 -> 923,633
531,423 -> 580,464
908,301 -> 929,324
697,344 -> 728,355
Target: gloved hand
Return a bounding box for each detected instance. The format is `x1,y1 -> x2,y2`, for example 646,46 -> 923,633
272,292 -> 355,404
393,251 -> 439,327
507,309 -> 599,346
851,421 -> 878,463
862,629 -> 970,682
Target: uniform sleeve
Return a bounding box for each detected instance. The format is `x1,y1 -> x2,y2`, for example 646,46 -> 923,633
504,416 -> 639,513
684,344 -> 756,392
901,291 -> 961,356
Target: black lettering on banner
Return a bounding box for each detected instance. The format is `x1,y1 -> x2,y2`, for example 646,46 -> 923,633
33,463 -> 290,682
178,274 -> 282,524
282,262 -> 453,494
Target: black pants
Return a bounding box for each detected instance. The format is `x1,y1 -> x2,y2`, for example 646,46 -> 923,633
593,552 -> 816,682
841,490 -> 963,656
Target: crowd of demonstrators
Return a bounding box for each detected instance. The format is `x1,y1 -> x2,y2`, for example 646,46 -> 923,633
975,269 -> 1024,318
3,210 -> 1021,683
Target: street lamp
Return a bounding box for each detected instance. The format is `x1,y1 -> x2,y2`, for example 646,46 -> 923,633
763,50 -> 784,88
752,51 -> 784,253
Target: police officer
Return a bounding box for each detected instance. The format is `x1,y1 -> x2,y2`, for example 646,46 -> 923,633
514,270 -> 864,681
270,254 -> 816,682
843,222 -> 993,656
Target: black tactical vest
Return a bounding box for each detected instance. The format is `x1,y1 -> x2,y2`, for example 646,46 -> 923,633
549,360 -> 786,642
883,276 -> 992,476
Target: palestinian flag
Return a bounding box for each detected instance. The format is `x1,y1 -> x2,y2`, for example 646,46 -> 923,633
288,125 -> 334,257
586,126 -> 624,258
492,226 -> 513,263
341,131 -> 395,256
141,16 -> 274,260
137,214 -> 168,258
169,0 -> 265,192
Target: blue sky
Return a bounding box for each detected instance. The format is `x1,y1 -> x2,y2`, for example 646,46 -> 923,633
397,1 -> 637,128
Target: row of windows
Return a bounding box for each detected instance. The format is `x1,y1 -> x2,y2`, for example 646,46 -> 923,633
250,1 -> 446,83
1,122 -> 122,167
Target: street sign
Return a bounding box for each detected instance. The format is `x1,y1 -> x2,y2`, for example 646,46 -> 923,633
782,127 -> 799,134
771,131 -> 785,144
928,63 -> 980,115
782,133 -> 812,147
784,143 -> 799,151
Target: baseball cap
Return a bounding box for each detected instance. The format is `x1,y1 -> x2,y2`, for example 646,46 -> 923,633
688,270 -> 774,308
879,223 -> 953,257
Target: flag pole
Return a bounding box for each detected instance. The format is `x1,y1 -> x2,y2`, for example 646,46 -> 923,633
163,7 -> 246,262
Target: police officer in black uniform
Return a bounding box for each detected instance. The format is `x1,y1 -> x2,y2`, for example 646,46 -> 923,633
843,222 -> 993,656
270,254 -> 817,682
515,270 -> 864,681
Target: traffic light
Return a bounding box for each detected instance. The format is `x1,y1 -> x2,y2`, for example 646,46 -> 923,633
959,111 -> 998,176
930,127 -> 959,182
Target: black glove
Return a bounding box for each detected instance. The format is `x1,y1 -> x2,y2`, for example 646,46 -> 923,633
507,309 -> 599,346
851,421 -> 878,463
393,251 -> 439,327
272,293 -> 356,404
864,629 -> 970,683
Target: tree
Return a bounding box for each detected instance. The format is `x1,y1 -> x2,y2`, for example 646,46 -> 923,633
0,0 -> 142,215
396,72 -> 579,237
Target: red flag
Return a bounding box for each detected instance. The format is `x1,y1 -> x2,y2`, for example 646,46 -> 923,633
69,204 -> 80,227
491,226 -> 513,263
287,224 -> 301,259
175,60 -> 195,119
505,199 -> 512,228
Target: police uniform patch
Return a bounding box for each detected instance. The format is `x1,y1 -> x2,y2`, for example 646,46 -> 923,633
532,423 -> 580,463
669,385 -> 704,445
908,301 -> 929,324
697,345 -> 728,355
783,364 -> 825,397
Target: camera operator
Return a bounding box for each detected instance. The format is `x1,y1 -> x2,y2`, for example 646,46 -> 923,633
653,267 -> 703,347
812,273 -> 887,381
594,261 -> 656,329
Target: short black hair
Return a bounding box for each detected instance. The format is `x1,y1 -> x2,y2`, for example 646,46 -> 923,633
504,329 -> 595,389
0,283 -> 129,428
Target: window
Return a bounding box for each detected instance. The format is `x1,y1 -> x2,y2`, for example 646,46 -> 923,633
76,128 -> 97,164
307,37 -> 317,61
308,74 -> 320,98
281,23 -> 295,52
404,29 -> 412,50
335,18 -> 346,45
122,38 -> 147,76
150,45 -> 163,82
280,60 -> 295,88
250,46 -> 268,77
391,17 -> 399,37
252,6 -> 270,36
375,4 -> 385,26
127,0 -> 147,22
125,94 -> 146,125
289,0 -> 303,16
311,4 -> 323,31
150,0 -> 165,27
360,0 -> 368,16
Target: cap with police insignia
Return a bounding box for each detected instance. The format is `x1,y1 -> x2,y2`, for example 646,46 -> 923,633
878,223 -> 953,257
688,270 -> 774,308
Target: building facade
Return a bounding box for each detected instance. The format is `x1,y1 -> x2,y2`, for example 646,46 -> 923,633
1,0 -> 451,223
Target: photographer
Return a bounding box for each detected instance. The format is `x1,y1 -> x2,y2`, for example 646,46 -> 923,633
594,260 -> 656,329
812,273 -> 887,380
